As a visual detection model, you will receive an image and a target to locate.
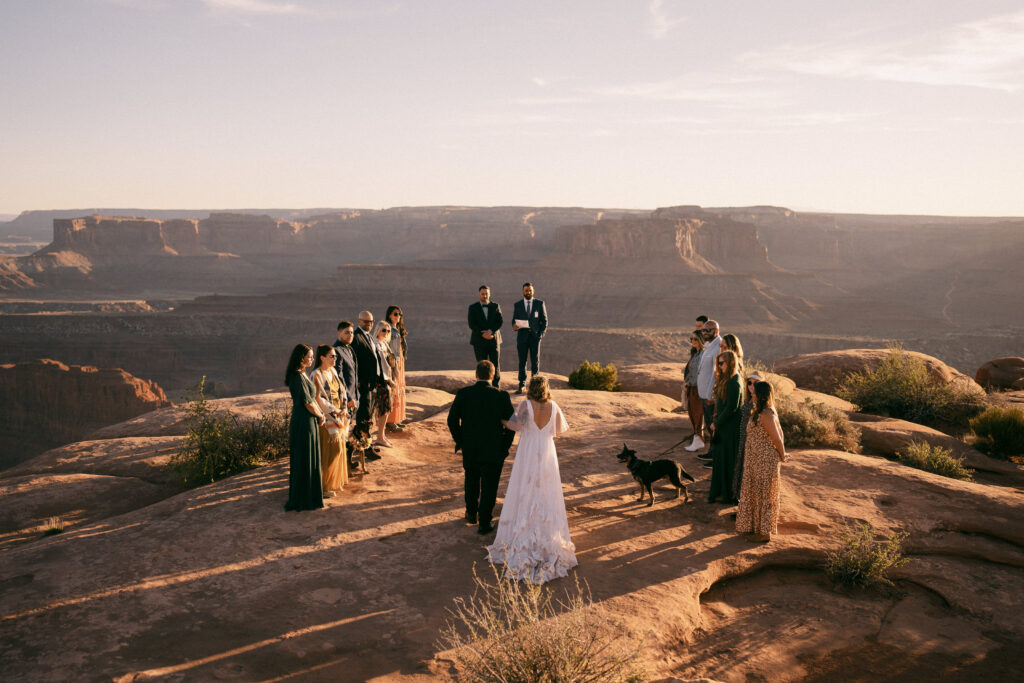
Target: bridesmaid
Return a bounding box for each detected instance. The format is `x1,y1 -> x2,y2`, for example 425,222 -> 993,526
722,333 -> 745,376
385,305 -> 408,432
736,381 -> 788,542
707,350 -> 742,505
371,322 -> 398,448
284,344 -> 325,512
311,344 -> 348,497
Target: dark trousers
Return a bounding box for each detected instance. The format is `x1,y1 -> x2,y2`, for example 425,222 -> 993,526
472,343 -> 501,387
517,335 -> 540,385
464,457 -> 504,525
702,400 -> 716,437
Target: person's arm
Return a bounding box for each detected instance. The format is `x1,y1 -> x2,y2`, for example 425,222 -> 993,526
714,376 -> 741,430
295,374 -> 325,424
535,300 -> 548,337
762,410 -> 787,461
553,402 -> 569,437
492,304 -> 503,332
502,397 -> 526,431
468,304 -> 483,333
447,391 -> 464,450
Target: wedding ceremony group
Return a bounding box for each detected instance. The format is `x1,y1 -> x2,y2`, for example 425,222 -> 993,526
281,284 -> 789,585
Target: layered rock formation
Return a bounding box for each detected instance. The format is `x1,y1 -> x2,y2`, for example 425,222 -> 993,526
0,359 -> 168,470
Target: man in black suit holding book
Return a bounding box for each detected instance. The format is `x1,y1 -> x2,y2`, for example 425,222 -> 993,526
512,282 -> 547,394
447,361 -> 515,535
468,284 -> 503,388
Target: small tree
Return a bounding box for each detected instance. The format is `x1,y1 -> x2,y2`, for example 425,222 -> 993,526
568,361 -> 620,392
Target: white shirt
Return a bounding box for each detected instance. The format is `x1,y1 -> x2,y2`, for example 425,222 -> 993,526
523,298 -> 533,316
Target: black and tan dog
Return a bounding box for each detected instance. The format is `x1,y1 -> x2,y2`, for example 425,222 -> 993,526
616,443 -> 695,506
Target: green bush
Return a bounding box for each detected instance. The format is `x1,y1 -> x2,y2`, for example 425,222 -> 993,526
897,441 -> 973,480
970,406 -> 1024,457
568,360 -> 620,392
836,347 -> 986,432
776,397 -> 861,452
439,564 -> 645,682
169,377 -> 289,486
826,521 -> 909,589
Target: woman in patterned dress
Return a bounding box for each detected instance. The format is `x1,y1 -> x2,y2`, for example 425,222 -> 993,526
735,381 -> 788,542
385,305 -> 408,431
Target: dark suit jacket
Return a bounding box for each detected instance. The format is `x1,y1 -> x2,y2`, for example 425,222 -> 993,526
468,301 -> 503,348
332,340 -> 359,405
513,298 -> 548,342
447,381 -> 515,464
351,326 -> 383,391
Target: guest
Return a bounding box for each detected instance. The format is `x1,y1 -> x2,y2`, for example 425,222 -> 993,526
311,344 -> 348,497
351,311 -> 385,459
733,371 -> 764,498
695,314 -> 708,334
707,350 -> 742,504
284,344 -> 325,512
372,321 -> 398,448
385,305 -> 408,431
333,321 -> 363,469
684,332 -> 707,451
696,319 -> 723,452
736,381 -> 788,542
722,333 -> 745,376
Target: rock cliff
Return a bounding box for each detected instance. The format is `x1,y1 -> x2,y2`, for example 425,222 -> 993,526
0,359 -> 168,470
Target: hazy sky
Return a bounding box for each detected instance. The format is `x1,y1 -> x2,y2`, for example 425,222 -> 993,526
2,0 -> 1023,216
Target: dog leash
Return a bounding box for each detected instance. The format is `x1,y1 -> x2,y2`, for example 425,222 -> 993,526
654,435 -> 691,459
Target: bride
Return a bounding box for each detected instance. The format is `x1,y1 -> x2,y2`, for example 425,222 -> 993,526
487,375 -> 577,584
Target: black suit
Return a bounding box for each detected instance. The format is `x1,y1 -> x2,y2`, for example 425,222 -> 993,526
512,297 -> 547,385
468,301 -> 503,387
350,326 -> 383,427
447,380 -> 515,528
332,340 -> 359,407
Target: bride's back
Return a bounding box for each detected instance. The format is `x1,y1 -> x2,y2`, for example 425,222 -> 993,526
529,399 -> 553,430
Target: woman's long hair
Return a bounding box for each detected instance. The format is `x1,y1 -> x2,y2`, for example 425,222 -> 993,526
722,334 -> 744,374
527,375 -> 552,403
385,305 -> 407,359
285,344 -> 312,386
714,350 -> 739,401
751,381 -> 775,423
689,332 -> 705,356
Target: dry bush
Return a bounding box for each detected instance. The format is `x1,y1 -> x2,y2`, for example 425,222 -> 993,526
777,397 -> 861,452
970,405 -> 1024,458
836,346 -> 986,432
897,441 -> 973,480
568,360 -> 621,392
169,377 -> 288,486
826,521 -> 908,589
439,564 -> 645,682
42,516 -> 65,536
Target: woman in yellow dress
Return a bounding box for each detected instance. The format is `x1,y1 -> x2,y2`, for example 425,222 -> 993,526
312,345 -> 348,496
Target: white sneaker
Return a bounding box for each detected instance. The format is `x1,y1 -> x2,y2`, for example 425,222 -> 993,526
685,435 -> 705,451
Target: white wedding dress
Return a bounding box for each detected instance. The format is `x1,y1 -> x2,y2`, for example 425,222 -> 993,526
487,399 -> 577,584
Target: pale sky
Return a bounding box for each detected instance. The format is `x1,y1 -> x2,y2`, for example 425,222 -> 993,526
2,0 -> 1023,216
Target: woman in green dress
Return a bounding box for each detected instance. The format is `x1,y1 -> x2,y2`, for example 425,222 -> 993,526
708,350 -> 742,504
284,344 -> 326,512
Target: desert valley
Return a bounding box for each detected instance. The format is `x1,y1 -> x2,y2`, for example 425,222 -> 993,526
1,206 -> 1023,681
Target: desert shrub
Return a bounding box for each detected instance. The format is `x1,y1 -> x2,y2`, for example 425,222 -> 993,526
439,564 -> 645,682
169,377 -> 289,486
42,516 -> 65,536
776,397 -> 861,452
568,360 -> 620,392
836,347 -> 986,431
825,521 -> 908,589
970,406 -> 1024,457
897,441 -> 973,480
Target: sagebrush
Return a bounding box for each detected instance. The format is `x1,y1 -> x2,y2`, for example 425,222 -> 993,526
825,521 -> 908,589
169,377 -> 289,486
836,347 -> 987,432
897,441 -> 973,480
568,360 -> 620,392
43,516 -> 65,536
970,406 -> 1024,457
439,564 -> 645,682
777,397 -> 861,452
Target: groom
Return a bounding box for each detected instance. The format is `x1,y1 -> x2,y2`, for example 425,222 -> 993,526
447,360 -> 515,535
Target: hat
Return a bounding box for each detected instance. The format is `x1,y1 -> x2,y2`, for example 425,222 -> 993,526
746,372 -> 765,382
